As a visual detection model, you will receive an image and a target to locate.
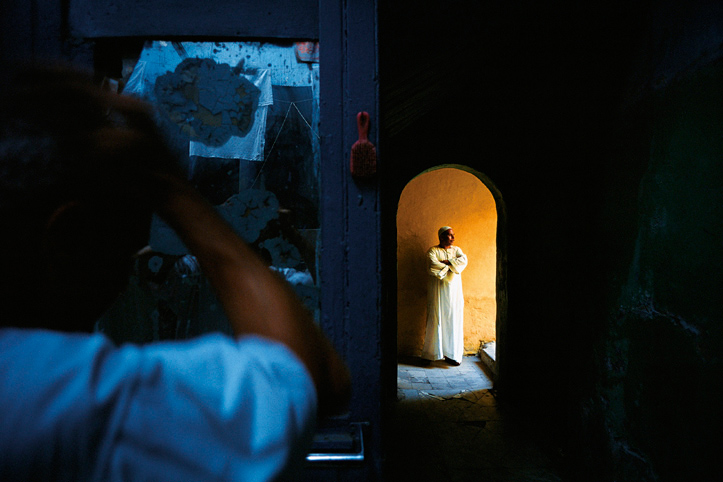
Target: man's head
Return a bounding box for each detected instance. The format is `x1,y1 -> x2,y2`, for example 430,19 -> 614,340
438,226 -> 455,247
0,66 -> 168,331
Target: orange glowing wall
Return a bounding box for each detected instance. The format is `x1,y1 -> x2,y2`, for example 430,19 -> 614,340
397,167 -> 497,356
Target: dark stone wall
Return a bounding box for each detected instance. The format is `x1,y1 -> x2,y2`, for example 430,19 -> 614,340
381,1 -> 723,481
581,2 -> 723,480
582,64 -> 723,481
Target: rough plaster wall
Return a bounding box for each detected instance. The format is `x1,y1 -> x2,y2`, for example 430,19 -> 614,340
588,4 -> 723,480
397,167 -> 497,356
595,64 -> 723,481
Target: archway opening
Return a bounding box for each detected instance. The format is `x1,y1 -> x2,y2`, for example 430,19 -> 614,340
396,165 -> 500,373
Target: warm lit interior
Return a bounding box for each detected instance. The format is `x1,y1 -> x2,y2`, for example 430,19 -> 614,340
397,166 -> 497,357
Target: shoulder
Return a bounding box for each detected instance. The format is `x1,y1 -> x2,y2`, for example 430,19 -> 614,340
109,334 -> 318,480
0,329 -> 317,481
130,334 -> 317,409
0,328 -> 131,479
0,329 -> 314,398
427,246 -> 443,258
0,328 -> 118,375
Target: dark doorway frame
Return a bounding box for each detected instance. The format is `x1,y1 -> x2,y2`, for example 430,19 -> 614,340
385,163 -> 507,391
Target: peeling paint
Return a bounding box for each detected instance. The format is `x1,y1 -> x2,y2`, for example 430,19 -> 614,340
155,58 -> 260,147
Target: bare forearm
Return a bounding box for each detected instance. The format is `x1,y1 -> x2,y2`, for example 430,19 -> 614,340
95,93 -> 350,415
155,175 -> 351,416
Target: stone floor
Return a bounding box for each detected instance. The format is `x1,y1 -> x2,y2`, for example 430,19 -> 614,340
387,355 -> 561,482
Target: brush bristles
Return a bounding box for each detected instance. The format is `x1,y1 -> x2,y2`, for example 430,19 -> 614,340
350,141 -> 376,178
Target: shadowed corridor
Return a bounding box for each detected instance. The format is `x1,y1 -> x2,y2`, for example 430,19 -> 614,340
388,356 -> 561,482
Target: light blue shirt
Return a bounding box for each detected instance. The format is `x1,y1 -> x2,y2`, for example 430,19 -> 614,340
0,329 -> 317,481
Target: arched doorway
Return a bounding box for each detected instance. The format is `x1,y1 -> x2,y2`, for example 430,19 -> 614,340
396,165 -> 505,377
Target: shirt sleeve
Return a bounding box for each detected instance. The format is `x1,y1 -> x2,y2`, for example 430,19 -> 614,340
0,329 -> 317,482
428,247 -> 450,279
448,247 -> 468,275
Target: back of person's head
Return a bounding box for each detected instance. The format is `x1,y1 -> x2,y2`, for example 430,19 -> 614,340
0,65 -> 164,331
0,67 -> 107,253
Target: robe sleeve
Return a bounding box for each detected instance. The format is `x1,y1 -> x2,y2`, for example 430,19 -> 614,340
448,247 -> 468,275
428,247 -> 450,279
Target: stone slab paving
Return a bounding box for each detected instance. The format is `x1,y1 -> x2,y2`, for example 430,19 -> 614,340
388,355 -> 561,482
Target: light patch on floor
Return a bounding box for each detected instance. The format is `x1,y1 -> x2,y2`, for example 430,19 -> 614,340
390,355 -> 561,482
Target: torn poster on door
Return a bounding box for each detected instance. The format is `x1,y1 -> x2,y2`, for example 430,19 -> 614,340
123,41 -> 272,161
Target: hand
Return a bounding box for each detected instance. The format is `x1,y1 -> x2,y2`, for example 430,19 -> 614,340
87,92 -> 185,208
91,89 -> 351,417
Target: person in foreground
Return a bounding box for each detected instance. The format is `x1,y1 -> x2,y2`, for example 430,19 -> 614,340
0,66 -> 351,481
421,226 -> 468,365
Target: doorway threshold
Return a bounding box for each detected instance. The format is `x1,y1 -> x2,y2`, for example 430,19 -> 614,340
478,341 -> 497,380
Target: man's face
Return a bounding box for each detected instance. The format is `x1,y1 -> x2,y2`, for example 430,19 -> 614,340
440,229 -> 455,247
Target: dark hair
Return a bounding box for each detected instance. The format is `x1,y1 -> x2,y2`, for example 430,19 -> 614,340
0,66 -> 114,239
0,65 -> 160,327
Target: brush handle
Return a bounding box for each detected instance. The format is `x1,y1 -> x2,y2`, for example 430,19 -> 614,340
357,111 -> 370,141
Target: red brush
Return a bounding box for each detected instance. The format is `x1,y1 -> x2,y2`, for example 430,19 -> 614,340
350,111 -> 377,179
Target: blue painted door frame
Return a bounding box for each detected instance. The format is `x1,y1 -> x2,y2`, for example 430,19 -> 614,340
318,0 -> 382,477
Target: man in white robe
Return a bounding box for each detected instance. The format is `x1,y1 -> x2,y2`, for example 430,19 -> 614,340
421,226 -> 468,365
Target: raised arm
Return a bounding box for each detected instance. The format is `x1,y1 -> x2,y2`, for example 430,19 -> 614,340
157,176 -> 351,417
106,94 -> 351,418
